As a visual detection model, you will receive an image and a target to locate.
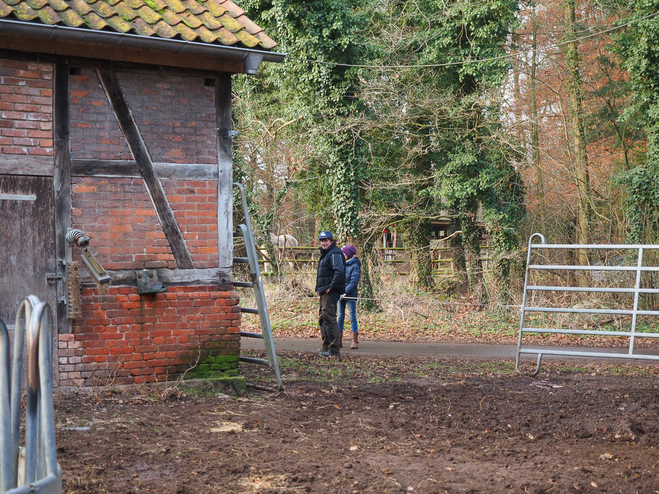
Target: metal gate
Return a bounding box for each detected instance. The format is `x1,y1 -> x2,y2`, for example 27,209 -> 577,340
1,296 -> 62,494
516,233 -> 659,375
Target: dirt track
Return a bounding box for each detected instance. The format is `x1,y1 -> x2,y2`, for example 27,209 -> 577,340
55,351 -> 659,493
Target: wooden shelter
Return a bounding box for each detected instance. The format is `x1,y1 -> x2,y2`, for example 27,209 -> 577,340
0,0 -> 283,388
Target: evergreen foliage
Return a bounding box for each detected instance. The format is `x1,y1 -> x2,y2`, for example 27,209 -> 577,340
611,0 -> 659,243
234,0 -> 525,303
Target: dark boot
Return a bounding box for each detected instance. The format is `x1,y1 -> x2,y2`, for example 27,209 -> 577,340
338,331 -> 343,348
351,332 -> 359,349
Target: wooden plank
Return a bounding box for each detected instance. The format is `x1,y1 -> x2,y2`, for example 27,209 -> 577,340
96,68 -> 195,270
71,160 -> 218,180
53,63 -> 71,334
0,36 -> 244,73
216,73 -> 233,269
79,268 -> 231,287
0,48 -> 229,79
0,176 -> 56,325
0,156 -> 54,176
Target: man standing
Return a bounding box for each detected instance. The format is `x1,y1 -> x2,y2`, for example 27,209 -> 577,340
315,231 -> 345,357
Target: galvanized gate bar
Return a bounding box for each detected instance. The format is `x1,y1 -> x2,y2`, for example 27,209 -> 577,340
516,234 -> 659,375
527,286 -> 659,293
529,264 -> 659,271
0,318 -> 11,492
0,297 -> 62,494
523,307 -> 659,315
522,242 -> 659,249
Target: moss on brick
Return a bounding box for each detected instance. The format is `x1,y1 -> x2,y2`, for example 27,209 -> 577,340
185,353 -> 239,380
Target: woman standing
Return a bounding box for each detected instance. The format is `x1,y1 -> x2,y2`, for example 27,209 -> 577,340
338,245 -> 361,349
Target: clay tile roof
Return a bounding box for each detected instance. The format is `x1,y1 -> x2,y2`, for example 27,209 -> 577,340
200,0 -> 225,18
130,15 -> 154,35
112,2 -> 138,21
180,0 -> 204,15
14,3 -> 39,20
162,0 -> 186,14
0,3 -> 13,16
87,0 -> 118,19
35,4 -> 61,22
56,7 -> 83,25
26,0 -> 48,9
47,0 -> 69,10
0,0 -> 277,50
217,0 -> 242,17
82,11 -> 107,29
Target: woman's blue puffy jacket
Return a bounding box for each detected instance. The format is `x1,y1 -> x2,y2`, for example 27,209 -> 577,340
344,257 -> 361,297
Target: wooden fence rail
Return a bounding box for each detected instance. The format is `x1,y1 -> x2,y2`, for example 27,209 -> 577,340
254,245 -> 490,275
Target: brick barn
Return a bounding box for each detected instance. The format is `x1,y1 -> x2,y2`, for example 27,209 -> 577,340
0,0 -> 283,388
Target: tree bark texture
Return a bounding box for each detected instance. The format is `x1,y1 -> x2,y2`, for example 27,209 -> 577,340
563,0 -> 592,269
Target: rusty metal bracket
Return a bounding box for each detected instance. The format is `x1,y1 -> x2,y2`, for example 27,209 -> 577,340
136,270 -> 167,295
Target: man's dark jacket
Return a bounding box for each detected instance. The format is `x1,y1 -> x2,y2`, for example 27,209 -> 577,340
315,243 -> 346,295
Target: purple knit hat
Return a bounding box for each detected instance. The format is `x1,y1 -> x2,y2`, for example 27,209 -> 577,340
342,245 -> 357,259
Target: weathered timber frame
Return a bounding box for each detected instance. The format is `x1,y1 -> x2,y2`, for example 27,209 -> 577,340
70,161 -> 218,180
53,62 -> 71,333
79,267 -> 225,288
96,68 -> 195,270
216,73 -> 233,276
0,56 -> 238,332
0,158 -> 219,181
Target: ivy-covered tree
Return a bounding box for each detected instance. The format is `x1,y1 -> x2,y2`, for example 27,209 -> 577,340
235,0 -> 382,307
613,0 -> 659,243
239,0 -> 365,236
236,0 -> 524,303
356,0 -> 524,295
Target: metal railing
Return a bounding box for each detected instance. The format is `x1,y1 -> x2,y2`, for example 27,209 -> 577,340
1,296 -> 62,494
516,233 -> 659,375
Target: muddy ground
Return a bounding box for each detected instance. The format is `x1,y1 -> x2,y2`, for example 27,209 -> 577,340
56,351 -> 659,494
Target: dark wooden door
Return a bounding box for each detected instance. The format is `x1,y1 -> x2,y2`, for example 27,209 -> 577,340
0,175 -> 57,327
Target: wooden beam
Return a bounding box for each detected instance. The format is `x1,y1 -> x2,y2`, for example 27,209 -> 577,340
96,68 -> 195,270
216,73 -> 233,269
0,48 -> 228,79
71,160 -> 218,180
0,156 -> 54,176
53,63 -> 71,334
79,267 -> 231,287
0,36 -> 245,73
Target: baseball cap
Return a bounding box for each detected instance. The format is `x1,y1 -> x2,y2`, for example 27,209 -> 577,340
318,231 -> 334,240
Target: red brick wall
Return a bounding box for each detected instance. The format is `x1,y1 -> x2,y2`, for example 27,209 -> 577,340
71,177 -> 218,270
70,69 -> 217,164
0,58 -> 53,156
0,56 -> 235,389
58,285 -> 240,387
69,68 -> 131,161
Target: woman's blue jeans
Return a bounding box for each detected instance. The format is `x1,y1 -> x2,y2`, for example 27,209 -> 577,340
338,298 -> 358,333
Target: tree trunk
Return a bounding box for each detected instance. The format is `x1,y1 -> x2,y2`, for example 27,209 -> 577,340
463,220 -> 483,290
357,236 -> 379,312
449,216 -> 468,287
404,219 -> 434,290
563,0 -> 591,270
530,4 -> 546,236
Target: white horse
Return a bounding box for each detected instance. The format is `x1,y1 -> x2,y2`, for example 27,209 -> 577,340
260,233 -> 299,272
270,233 -> 299,249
